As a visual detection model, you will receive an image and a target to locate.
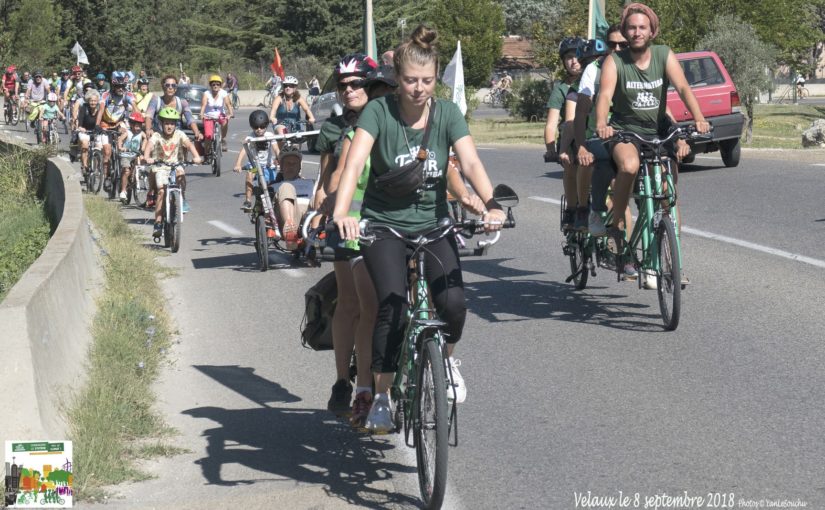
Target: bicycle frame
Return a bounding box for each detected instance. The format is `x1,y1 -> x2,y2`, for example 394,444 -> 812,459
242,137 -> 279,228
165,172 -> 182,225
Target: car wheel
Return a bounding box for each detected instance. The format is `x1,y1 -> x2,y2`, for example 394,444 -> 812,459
719,138 -> 740,168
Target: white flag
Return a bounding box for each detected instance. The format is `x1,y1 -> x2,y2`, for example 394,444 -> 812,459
71,41 -> 89,65
441,41 -> 467,116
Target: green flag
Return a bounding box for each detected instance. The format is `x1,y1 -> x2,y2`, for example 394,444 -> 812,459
363,0 -> 378,60
589,0 -> 609,40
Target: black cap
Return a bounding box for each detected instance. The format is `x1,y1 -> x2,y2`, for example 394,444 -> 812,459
367,65 -> 397,88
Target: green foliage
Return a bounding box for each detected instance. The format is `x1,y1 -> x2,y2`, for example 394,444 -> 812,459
431,0 -> 505,87
497,0 -> 565,36
698,14 -> 777,142
435,82 -> 480,120
0,152 -> 49,301
504,78 -> 552,121
3,0 -> 67,70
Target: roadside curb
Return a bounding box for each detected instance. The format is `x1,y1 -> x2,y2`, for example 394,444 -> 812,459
0,135 -> 102,448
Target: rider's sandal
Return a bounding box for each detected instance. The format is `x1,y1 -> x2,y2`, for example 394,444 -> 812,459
283,222 -> 299,251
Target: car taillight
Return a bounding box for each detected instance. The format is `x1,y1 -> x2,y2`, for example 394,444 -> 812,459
731,91 -> 741,113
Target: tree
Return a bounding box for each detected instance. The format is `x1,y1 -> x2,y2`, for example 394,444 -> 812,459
698,14 -> 777,142
430,0 -> 505,87
497,0 -> 565,36
6,0 -> 67,70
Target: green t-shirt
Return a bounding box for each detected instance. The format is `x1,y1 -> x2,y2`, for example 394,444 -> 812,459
546,80 -> 571,111
610,45 -> 670,135
316,114 -> 350,155
356,95 -> 470,232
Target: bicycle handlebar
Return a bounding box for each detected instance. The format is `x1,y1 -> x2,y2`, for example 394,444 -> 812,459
588,124 -> 714,147
357,217 -> 515,248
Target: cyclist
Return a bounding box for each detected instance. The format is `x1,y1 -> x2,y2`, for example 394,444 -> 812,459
264,72 -> 282,96
75,89 -> 102,175
796,73 -> 806,98
133,77 -> 154,114
143,75 -> 202,141
595,2 -> 709,287
63,66 -> 88,112
544,37 -> 585,230
271,145 -> 314,250
96,72 -> 135,192
313,52 -> 377,418
333,25 -> 506,432
94,73 -> 110,94
233,110 -> 278,212
118,111 -> 147,202
497,71 -> 513,93
178,72 -> 190,85
308,75 -> 320,97
268,75 -> 315,141
200,74 -> 233,154
55,69 -> 70,110
143,107 -> 202,238
25,70 -> 49,127
3,66 -> 20,118
38,92 -> 64,143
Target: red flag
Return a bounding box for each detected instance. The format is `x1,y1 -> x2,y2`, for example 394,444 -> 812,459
270,48 -> 285,79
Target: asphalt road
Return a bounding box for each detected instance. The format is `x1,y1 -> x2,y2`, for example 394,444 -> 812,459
5,111 -> 825,509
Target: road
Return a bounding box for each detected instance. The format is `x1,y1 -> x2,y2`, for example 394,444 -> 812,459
5,111 -> 825,509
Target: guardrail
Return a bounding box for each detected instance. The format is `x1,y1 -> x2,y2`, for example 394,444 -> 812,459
0,136 -> 101,448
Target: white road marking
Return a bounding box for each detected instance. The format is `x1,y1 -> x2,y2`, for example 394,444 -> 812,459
695,155 -> 719,160
812,163 -> 825,167
477,147 -> 494,150
207,220 -> 244,236
528,196 -> 825,270
302,160 -> 319,166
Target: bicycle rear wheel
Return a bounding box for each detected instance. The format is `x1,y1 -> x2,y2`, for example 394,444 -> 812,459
414,337 -> 448,510
11,102 -> 19,125
212,131 -> 221,177
656,216 -> 681,330
255,215 -> 269,271
4,103 -> 10,125
133,169 -> 149,207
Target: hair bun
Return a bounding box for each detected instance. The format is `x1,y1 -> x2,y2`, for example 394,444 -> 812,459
411,25 -> 438,50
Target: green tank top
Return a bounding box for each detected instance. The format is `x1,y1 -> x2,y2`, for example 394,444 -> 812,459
345,129 -> 370,251
610,45 -> 670,135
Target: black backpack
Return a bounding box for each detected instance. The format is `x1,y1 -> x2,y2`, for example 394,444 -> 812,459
300,271 -> 337,350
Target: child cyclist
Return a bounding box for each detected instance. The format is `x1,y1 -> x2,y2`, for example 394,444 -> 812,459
234,109 -> 279,213
118,111 -> 147,202
143,107 -> 202,238
38,92 -> 65,144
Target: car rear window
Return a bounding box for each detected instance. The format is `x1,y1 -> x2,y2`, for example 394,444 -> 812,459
678,57 -> 724,87
321,74 -> 337,95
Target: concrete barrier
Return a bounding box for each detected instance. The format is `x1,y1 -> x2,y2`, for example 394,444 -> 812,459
0,138 -> 101,448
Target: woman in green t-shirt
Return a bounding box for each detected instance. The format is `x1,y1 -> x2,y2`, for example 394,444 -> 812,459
332,24 -> 506,433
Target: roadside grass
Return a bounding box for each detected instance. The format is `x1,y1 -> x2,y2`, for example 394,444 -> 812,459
0,150 -> 50,301
468,103 -> 825,150
69,196 -> 180,501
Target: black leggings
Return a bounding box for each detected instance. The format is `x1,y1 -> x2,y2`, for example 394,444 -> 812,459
363,234 -> 466,373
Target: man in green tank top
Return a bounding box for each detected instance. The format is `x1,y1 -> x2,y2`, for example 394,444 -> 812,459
594,3 -> 710,241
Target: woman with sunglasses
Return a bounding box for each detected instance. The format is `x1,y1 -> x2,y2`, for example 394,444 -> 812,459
333,25 -> 505,431
268,75 -> 315,144
201,74 -> 234,153
313,53 -> 378,418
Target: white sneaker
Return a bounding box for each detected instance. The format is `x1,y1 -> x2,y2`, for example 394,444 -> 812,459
588,211 -> 607,237
447,357 -> 466,403
119,191 -> 127,200
364,393 -> 394,434
642,270 -> 658,290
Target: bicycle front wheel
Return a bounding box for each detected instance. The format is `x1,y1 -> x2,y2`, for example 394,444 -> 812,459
170,192 -> 182,253
213,132 -> 221,177
11,102 -> 19,125
568,233 -> 589,290
255,215 -> 269,271
656,216 -> 681,330
133,170 -> 148,207
89,151 -> 103,194
414,337 -> 448,509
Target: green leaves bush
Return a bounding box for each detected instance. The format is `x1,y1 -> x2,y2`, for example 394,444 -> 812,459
505,78 -> 552,121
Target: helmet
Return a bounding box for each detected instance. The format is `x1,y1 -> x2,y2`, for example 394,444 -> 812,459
111,71 -> 126,85
34,70 -> 43,77
47,92 -> 58,101
137,77 -> 149,85
208,74 -> 222,84
278,145 -> 302,161
82,81 -> 94,91
577,39 -> 609,61
6,65 -> 15,74
95,73 -> 106,80
558,37 -> 586,58
157,106 -> 180,121
61,69 -> 70,75
333,53 -> 378,79
71,65 -> 82,74
128,111 -> 145,124
282,75 -> 299,86
248,109 -> 269,129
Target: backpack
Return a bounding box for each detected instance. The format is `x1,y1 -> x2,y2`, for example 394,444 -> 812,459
300,271 -> 337,350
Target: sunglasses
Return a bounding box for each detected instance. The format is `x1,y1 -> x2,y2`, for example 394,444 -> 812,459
283,84 -> 295,88
210,82 -> 221,86
337,79 -> 367,92
608,41 -> 629,49
163,83 -> 177,89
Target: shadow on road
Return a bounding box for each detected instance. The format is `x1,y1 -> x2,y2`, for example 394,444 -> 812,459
186,365 -> 419,508
461,259 -> 665,332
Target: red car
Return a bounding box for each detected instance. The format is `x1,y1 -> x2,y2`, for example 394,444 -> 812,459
667,51 -> 745,167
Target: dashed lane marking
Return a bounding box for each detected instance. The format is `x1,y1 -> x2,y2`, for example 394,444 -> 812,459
207,220 -> 244,236
528,196 -> 825,270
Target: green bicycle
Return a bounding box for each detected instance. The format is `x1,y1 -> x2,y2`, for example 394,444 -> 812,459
595,126 -> 711,330
358,185 -> 518,509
